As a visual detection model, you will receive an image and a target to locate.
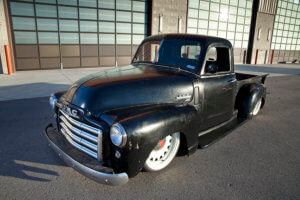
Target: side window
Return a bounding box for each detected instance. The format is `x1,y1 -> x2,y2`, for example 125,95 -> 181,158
204,47 -> 231,74
181,45 -> 201,60
134,41 -> 161,63
179,44 -> 201,70
157,39 -> 201,71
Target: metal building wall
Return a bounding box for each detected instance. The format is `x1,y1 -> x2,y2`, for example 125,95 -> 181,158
270,0 -> 300,63
151,0 -> 187,35
186,0 -> 253,64
7,0 -> 148,71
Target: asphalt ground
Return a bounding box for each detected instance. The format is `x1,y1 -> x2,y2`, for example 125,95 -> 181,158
0,75 -> 299,200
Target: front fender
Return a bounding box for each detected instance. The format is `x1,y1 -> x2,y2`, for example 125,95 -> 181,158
106,104 -> 198,177
53,90 -> 67,101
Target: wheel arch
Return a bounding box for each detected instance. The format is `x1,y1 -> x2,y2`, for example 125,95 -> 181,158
235,83 -> 265,118
178,132 -> 188,155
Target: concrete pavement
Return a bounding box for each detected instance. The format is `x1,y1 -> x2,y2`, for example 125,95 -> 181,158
0,64 -> 299,101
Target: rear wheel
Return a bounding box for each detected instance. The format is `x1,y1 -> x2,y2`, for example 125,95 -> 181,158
144,132 -> 180,172
251,97 -> 262,116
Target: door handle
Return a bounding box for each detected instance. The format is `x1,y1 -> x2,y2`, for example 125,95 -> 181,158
228,78 -> 237,83
222,87 -> 232,91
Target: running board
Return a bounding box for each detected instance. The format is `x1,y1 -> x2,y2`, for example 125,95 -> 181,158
198,111 -> 247,148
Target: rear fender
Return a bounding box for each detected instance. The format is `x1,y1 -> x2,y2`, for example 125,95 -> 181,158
236,84 -> 265,118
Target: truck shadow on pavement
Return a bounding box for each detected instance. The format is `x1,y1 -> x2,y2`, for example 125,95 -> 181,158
0,83 -> 70,182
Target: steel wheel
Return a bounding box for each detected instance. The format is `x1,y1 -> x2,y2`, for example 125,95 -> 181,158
251,98 -> 262,116
144,132 -> 180,172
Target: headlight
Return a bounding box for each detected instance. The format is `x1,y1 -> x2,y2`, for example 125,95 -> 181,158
110,123 -> 127,147
49,94 -> 58,110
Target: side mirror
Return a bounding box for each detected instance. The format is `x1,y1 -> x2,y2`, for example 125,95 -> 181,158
206,63 -> 218,74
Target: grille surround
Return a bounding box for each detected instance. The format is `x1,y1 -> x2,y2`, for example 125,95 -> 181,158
58,109 -> 102,160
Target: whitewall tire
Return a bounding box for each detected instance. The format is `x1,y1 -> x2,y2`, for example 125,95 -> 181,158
144,132 -> 180,172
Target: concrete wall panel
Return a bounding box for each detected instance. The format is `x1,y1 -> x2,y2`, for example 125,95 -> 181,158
15,45 -> 38,58
99,57 -> 115,67
251,12 -> 275,64
81,45 -> 98,57
39,45 -> 60,57
62,57 -> 80,68
151,0 -> 187,35
40,58 -> 60,69
61,45 -> 80,57
16,58 -> 39,70
82,57 -> 98,67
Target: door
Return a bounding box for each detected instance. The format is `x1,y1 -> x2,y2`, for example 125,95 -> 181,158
200,46 -> 236,129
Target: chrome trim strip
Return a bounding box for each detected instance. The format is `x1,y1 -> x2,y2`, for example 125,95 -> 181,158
176,94 -> 192,101
60,110 -> 102,135
97,133 -> 103,161
60,123 -> 98,152
45,126 -> 129,186
201,72 -> 236,78
228,78 -> 237,83
60,115 -> 98,143
60,128 -> 98,159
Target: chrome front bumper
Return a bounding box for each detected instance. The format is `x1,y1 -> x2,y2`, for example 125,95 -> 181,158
45,124 -> 129,186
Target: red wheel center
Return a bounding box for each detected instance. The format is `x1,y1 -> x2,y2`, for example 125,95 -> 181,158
160,139 -> 165,148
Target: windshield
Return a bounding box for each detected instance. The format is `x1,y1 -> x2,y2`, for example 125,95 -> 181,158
132,38 -> 201,71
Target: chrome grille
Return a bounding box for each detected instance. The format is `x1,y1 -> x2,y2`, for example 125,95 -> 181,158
59,109 -> 102,160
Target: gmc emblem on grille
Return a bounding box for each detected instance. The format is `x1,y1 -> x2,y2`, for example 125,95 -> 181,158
71,109 -> 78,117
63,105 -> 79,119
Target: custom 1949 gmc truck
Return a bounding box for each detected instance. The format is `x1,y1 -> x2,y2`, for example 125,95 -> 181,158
45,34 -> 267,185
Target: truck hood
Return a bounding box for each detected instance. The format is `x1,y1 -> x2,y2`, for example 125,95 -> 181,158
63,64 -> 194,115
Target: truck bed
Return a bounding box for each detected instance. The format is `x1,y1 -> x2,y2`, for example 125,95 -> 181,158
236,72 -> 268,91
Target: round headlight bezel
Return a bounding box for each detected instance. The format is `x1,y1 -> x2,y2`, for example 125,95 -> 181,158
110,123 -> 127,147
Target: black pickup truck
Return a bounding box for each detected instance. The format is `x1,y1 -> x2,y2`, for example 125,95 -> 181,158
45,34 -> 267,185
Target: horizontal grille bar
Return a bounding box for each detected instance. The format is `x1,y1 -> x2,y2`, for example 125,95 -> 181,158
58,109 -> 102,160
60,122 -> 97,151
60,110 -> 102,135
60,128 -> 98,159
60,115 -> 98,143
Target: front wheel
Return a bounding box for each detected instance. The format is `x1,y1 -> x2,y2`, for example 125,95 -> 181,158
144,132 -> 180,172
